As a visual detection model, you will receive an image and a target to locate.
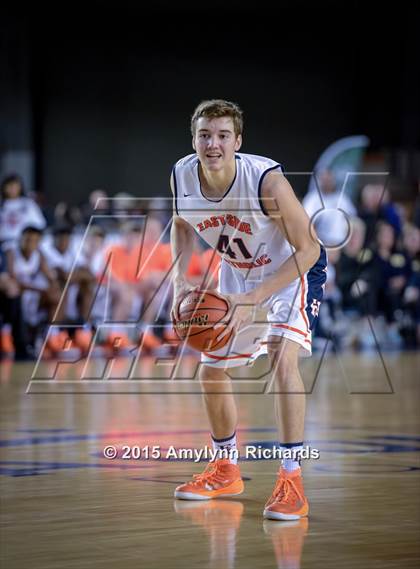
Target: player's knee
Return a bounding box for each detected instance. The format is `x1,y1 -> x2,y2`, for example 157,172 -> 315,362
267,344 -> 298,382
80,268 -> 95,285
199,365 -> 228,389
2,276 -> 19,297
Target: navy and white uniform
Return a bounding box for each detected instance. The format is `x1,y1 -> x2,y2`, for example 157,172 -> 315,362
173,152 -> 327,368
13,246 -> 48,326
41,238 -> 87,320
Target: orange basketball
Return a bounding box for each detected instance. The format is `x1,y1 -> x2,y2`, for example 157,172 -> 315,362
173,291 -> 232,352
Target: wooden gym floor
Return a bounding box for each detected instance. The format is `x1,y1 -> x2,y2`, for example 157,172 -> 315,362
0,350 -> 419,568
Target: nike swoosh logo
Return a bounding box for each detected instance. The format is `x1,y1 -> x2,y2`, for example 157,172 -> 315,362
183,193 -> 192,197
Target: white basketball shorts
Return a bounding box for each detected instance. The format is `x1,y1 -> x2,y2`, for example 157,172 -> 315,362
201,247 -> 327,369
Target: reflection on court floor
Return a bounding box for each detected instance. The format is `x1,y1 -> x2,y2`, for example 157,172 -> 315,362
0,352 -> 419,568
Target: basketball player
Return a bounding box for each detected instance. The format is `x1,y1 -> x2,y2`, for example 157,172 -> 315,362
170,100 -> 327,520
41,225 -> 96,352
103,221 -> 164,352
6,226 -> 60,330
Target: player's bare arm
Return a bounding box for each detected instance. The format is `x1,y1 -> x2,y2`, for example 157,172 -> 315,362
6,249 -> 43,293
253,170 -> 320,300
217,171 -> 320,339
170,174 -> 199,318
39,254 -> 57,285
4,250 -> 28,292
5,249 -> 16,281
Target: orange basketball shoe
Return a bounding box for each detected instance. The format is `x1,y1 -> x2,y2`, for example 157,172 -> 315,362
46,330 -> 72,354
263,468 -> 309,520
0,329 -> 15,355
174,459 -> 244,501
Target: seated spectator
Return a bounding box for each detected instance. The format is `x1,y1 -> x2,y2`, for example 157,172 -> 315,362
335,217 -> 378,348
400,224 -> 420,347
80,189 -> 116,232
0,247 -> 31,359
6,227 -> 61,354
303,169 -> 356,248
0,174 -> 46,249
414,181 -> 420,228
369,221 -> 412,347
111,192 -> 145,216
53,202 -> 83,229
102,219 -> 167,351
41,226 -> 96,353
147,196 -> 172,231
358,184 -> 402,245
79,225 -> 108,326
336,218 -> 375,313
82,225 -> 107,279
402,223 -> 420,260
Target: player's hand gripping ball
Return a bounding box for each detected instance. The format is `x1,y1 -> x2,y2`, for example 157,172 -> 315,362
173,290 -> 233,352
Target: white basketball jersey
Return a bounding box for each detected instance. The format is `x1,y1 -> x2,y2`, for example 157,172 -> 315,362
42,242 -> 78,273
174,153 -> 293,283
13,247 -> 42,286
13,247 -> 49,326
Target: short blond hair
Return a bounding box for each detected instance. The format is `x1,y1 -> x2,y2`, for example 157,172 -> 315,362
191,99 -> 243,137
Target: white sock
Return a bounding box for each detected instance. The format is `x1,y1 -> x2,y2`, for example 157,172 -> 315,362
280,442 -> 303,472
211,432 -> 238,465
